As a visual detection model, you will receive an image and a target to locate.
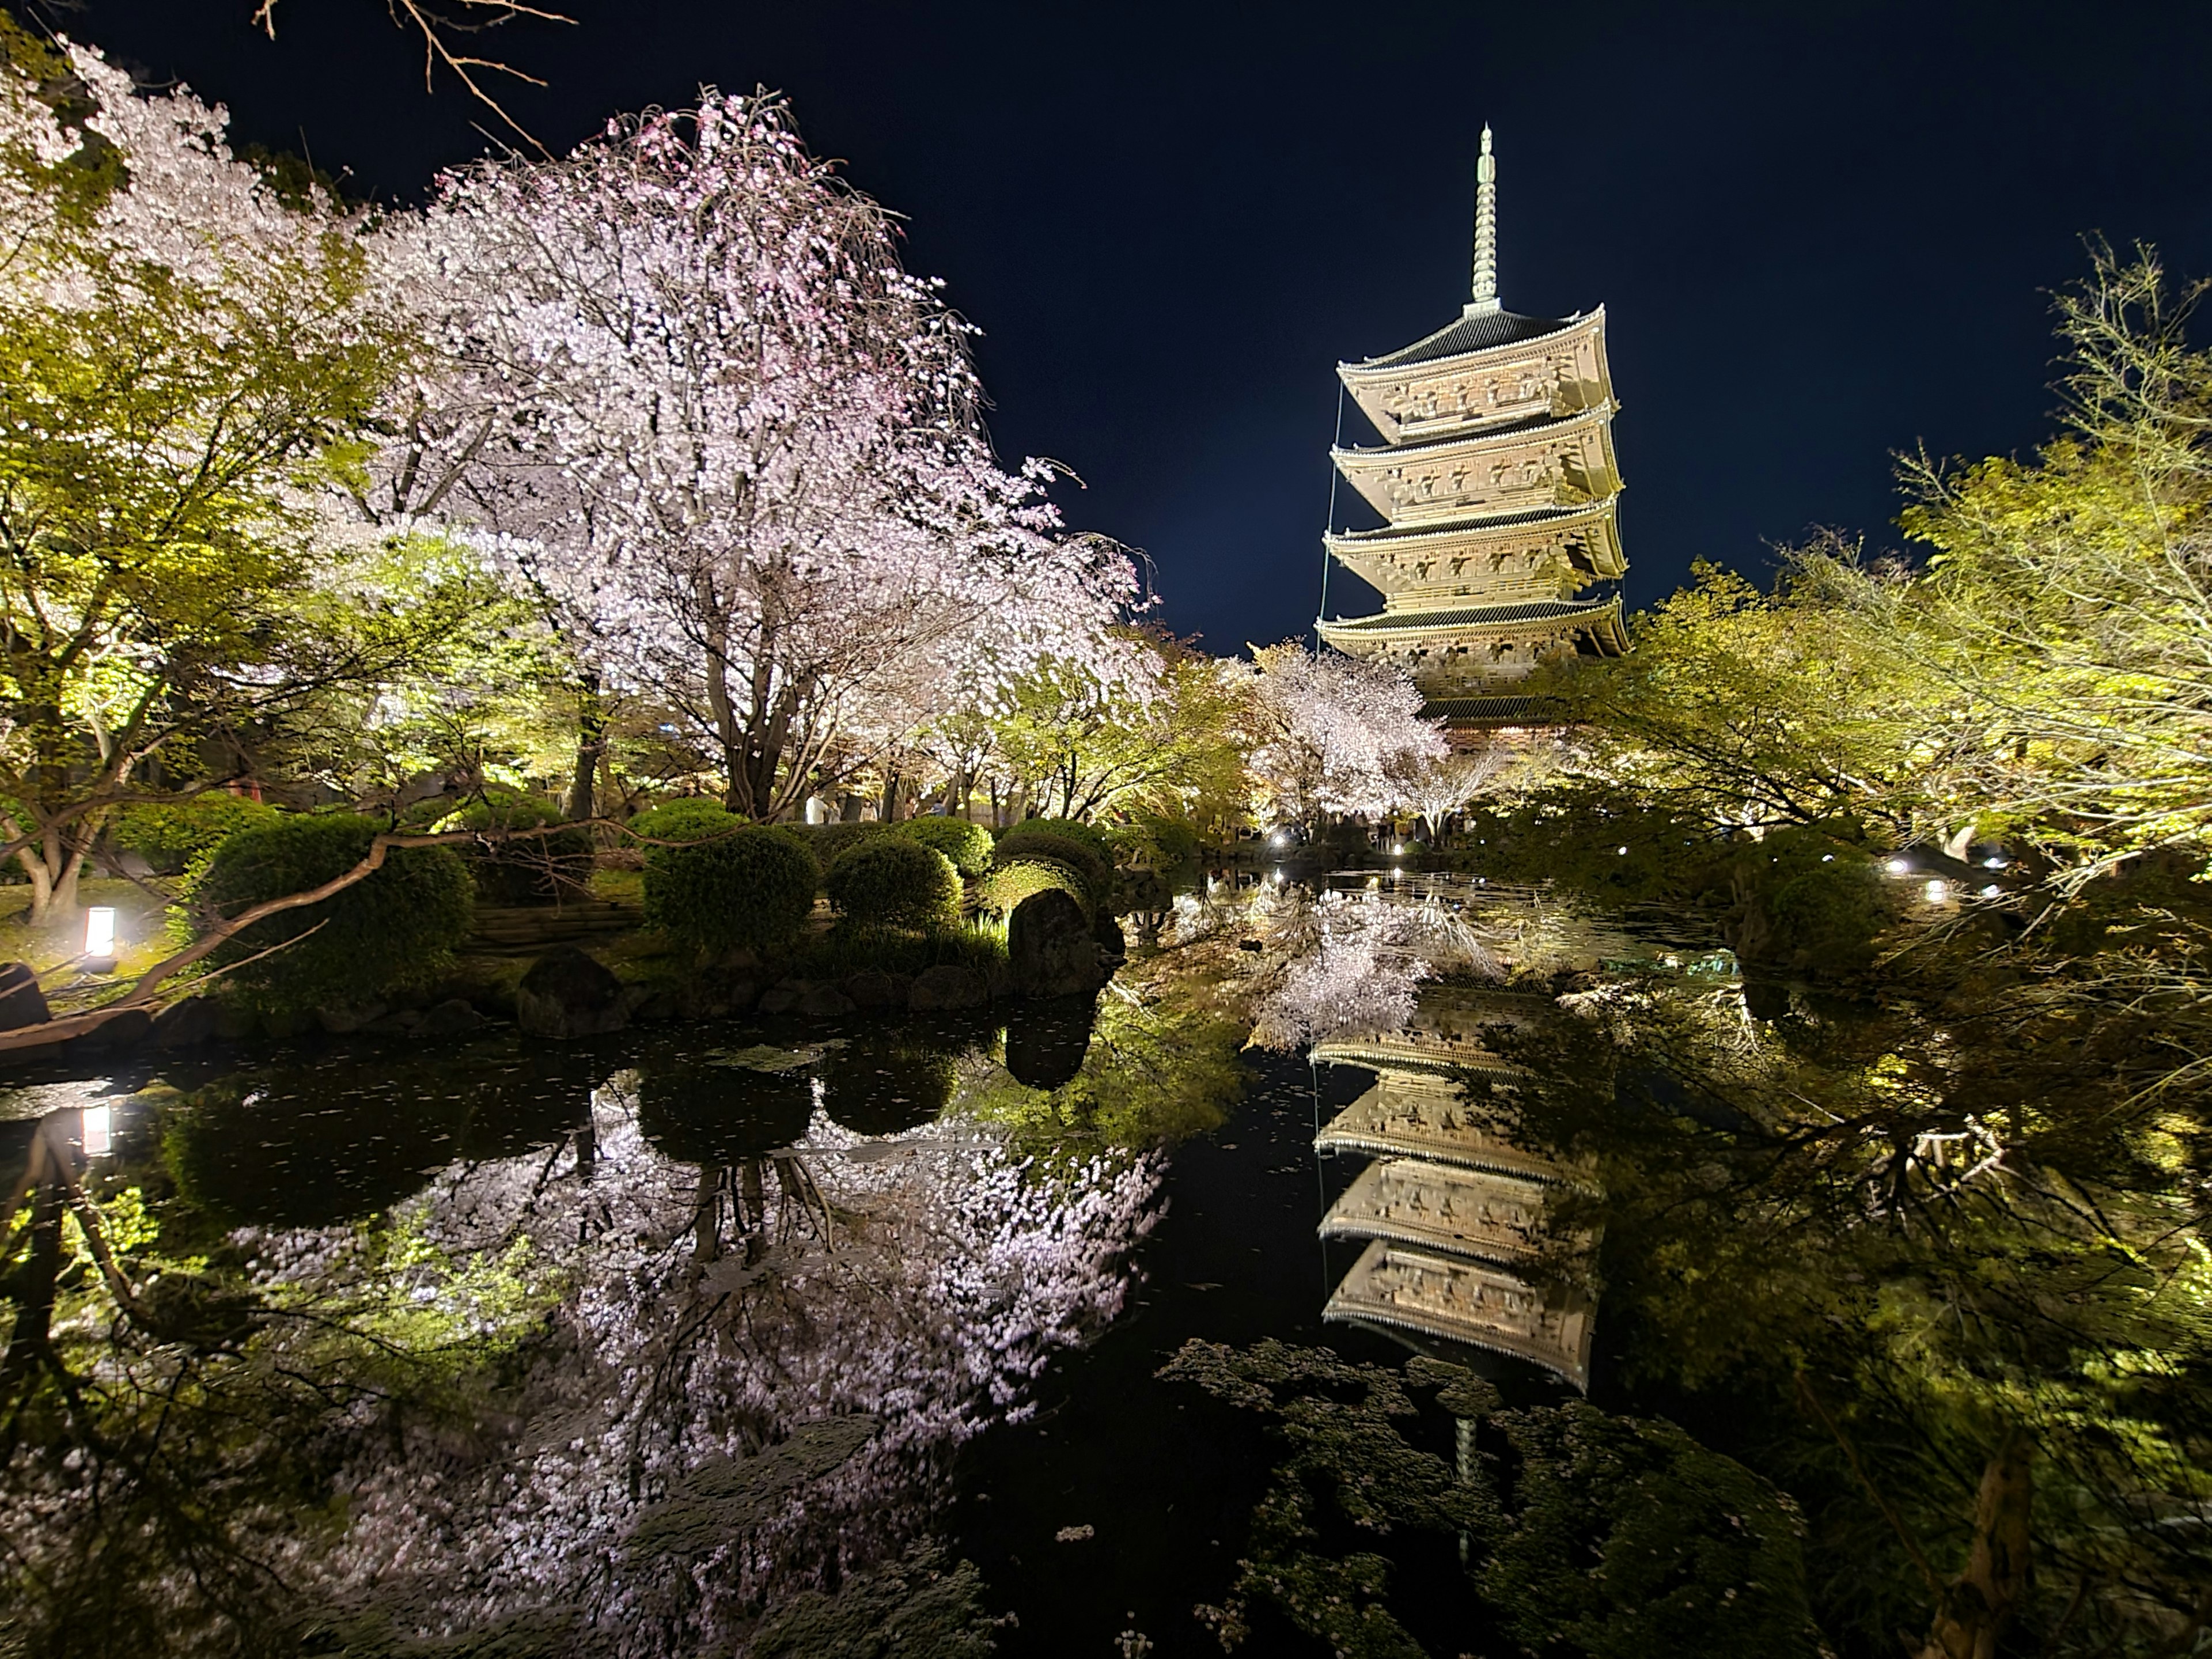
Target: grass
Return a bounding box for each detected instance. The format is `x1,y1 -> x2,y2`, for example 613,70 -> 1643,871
0,876 -> 177,985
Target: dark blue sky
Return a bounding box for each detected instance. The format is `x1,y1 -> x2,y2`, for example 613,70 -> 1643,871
25,0 -> 2212,650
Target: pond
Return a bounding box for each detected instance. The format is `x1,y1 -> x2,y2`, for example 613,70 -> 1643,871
0,872 -> 2197,1657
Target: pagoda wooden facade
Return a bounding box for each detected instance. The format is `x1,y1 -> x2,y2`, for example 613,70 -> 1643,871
1318,128 -> 1627,728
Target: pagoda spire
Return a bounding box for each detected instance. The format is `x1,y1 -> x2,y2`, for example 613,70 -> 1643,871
1468,125 -> 1499,315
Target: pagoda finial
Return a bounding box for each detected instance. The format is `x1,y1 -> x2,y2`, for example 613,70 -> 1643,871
1469,124 -> 1500,315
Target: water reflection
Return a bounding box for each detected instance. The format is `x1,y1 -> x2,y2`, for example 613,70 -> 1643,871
0,993 -> 1161,1654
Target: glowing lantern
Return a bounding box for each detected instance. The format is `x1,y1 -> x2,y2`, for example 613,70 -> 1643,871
81,1104 -> 112,1157
85,907 -> 118,965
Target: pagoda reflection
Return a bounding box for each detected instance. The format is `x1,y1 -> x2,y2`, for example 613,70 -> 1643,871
1313,984 -> 1596,1391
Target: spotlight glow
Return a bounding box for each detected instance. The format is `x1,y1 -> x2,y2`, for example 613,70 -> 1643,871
84,906 -> 116,961
81,1104 -> 111,1157
1886,858 -> 1912,876
1924,878 -> 1950,903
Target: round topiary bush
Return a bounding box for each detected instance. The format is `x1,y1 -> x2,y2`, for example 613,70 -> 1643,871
444,790 -> 593,906
993,828 -> 1109,909
798,820 -> 893,868
1002,816 -> 1114,863
896,816 -> 994,877
627,799 -> 741,846
825,838 -> 962,933
642,824 -> 819,954
192,813 -> 474,1012
979,855 -> 1091,921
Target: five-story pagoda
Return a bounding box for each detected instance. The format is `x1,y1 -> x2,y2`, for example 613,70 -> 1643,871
1318,127 -> 1627,726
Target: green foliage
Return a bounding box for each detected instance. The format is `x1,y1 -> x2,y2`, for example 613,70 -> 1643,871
1730,828 -> 1896,971
441,789 -> 593,906
626,798 -> 741,845
824,838 -> 961,933
785,916 -> 1008,982
641,824 -> 818,955
1161,1339 -> 1821,1659
893,815 -> 994,876
993,828 -> 1109,907
1108,812 -> 1200,870
976,855 -> 1090,921
191,813 -> 472,1011
793,819 -> 894,868
1004,815 -> 1114,862
109,793 -> 281,875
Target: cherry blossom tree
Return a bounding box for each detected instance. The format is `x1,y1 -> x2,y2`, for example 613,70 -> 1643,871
376,92 -> 1140,819
1243,643 -> 1445,827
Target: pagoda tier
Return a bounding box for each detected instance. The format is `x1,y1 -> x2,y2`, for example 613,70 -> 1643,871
1315,1069 -> 1575,1181
1323,497 -> 1624,604
1325,1238 -> 1595,1391
1339,309 -> 1611,446
1331,403 -> 1620,529
1319,1157 -> 1555,1264
1318,125 -> 1627,725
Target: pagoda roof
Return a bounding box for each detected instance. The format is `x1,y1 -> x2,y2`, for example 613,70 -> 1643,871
1421,694 -> 1545,725
1324,596 -> 1616,634
1351,305 -> 1582,372
1324,1238 -> 1594,1390
1327,495 -> 1619,546
1320,1157 -> 1556,1264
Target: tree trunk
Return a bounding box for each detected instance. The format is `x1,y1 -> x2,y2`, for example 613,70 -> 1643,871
565,675 -> 608,822
1916,1429 -> 2033,1659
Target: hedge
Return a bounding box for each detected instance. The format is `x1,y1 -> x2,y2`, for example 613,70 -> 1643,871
627,799 -> 741,846
441,790 -> 593,906
895,816 -> 995,877
792,820 -> 894,869
999,816 -> 1115,865
825,838 -> 962,932
979,855 -> 1091,921
193,813 -> 474,1011
993,828 -> 1109,909
641,824 -> 818,954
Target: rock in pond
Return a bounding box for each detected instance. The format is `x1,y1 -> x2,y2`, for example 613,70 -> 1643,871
843,971 -> 912,1011
0,962 -> 50,1031
796,983 -> 857,1018
516,946 -> 629,1039
150,996 -> 221,1050
415,998 -> 488,1039
1009,889 -> 1105,999
908,964 -> 989,1012
755,979 -> 806,1016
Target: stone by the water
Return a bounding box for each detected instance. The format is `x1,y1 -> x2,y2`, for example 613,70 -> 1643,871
908,964 -> 989,1011
0,961 -> 50,1031
1009,889 -> 1104,999
516,946 -> 628,1039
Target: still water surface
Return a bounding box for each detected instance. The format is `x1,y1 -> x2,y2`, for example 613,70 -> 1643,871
0,873 -> 1714,1656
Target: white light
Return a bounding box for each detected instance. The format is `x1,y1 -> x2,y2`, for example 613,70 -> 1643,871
1923,879 -> 1949,903
1979,884 -> 2003,899
81,1104 -> 111,1158
1821,854 -> 1835,862
1616,846 -> 1628,856
1393,844 -> 1405,855
1982,856 -> 2008,869
1270,831 -> 1287,846
85,907 -> 116,960
1886,858 -> 1912,876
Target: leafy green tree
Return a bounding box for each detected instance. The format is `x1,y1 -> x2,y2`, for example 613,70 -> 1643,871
0,26 -> 487,924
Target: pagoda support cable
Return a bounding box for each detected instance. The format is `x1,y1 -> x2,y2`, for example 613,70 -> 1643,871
1315,381 -> 1346,643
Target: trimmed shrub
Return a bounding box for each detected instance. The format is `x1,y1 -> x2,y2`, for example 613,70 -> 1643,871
794,820 -> 894,868
642,825 -> 818,954
896,816 -> 994,877
1108,814 -> 1200,872
1002,816 -> 1113,863
979,855 -> 1090,921
193,813 -> 474,1012
442,790 -> 593,906
826,838 -> 961,933
111,794 -> 281,876
627,799 -> 741,846
994,828 -> 1109,909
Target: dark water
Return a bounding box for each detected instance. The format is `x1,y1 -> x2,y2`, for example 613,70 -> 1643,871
0,876 -> 1679,1657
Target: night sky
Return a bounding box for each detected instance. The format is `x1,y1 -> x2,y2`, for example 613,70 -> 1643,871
17,0 -> 2212,652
